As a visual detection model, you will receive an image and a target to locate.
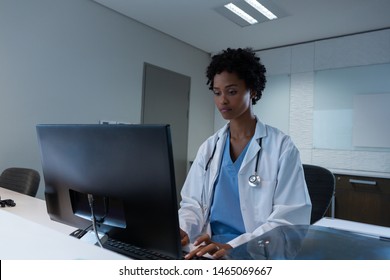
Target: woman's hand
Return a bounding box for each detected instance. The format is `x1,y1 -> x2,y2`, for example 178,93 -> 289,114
180,228 -> 190,246
184,234 -> 232,259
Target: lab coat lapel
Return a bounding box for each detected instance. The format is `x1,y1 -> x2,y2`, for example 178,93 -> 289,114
240,139 -> 261,171
240,118 -> 267,172
209,125 -> 228,184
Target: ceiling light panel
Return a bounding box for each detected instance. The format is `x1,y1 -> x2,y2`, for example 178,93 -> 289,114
216,0 -> 286,27
225,3 -> 258,24
245,0 -> 277,20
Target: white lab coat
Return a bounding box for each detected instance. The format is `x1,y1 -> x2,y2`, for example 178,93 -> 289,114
179,117 -> 312,248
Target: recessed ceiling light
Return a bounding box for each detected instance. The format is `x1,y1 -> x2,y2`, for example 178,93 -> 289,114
244,0 -> 277,20
217,0 -> 286,27
224,3 -> 258,25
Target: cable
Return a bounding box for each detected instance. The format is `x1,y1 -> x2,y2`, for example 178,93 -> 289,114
87,194 -> 104,248
96,196 -> 109,224
205,137 -> 219,171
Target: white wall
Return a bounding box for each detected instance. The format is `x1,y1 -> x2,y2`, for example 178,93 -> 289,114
0,0 -> 214,198
222,29 -> 390,177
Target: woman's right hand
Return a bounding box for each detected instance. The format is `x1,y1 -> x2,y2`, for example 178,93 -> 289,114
180,228 -> 189,246
185,234 -> 231,259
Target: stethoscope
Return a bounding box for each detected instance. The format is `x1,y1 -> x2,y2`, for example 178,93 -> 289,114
205,136 -> 263,187
248,137 -> 262,187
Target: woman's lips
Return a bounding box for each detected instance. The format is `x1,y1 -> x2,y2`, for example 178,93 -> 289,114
219,107 -> 231,113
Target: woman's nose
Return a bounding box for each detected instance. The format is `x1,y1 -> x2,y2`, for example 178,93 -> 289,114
218,93 -> 228,104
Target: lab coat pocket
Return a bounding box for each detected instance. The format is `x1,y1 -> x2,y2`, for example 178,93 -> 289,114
247,179 -> 277,193
247,180 -> 277,222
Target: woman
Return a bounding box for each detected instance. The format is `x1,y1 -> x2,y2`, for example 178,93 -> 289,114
179,48 -> 311,259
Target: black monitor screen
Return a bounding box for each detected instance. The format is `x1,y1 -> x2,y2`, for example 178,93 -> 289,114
36,124 -> 181,258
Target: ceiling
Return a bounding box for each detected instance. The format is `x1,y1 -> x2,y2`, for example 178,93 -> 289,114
93,0 -> 390,54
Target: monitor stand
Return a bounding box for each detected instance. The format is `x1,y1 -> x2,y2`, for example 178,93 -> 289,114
70,228 -> 107,246
80,230 -> 108,246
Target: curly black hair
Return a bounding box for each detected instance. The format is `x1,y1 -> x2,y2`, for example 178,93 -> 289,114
206,48 -> 267,105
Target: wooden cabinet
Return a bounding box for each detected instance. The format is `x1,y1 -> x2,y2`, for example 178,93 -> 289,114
332,174 -> 390,227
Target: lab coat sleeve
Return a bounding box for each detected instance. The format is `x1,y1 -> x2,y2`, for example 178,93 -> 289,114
227,138 -> 312,248
178,141 -> 209,242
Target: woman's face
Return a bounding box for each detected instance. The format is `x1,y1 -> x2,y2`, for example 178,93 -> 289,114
212,71 -> 253,120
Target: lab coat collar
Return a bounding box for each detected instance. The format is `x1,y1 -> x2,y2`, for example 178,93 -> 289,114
242,117 -> 267,171
253,116 -> 267,140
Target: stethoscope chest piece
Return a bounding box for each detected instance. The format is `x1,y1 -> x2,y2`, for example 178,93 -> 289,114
248,173 -> 261,187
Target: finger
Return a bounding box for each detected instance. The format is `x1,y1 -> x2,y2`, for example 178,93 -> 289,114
195,243 -> 219,257
212,243 -> 232,259
212,248 -> 227,259
184,246 -> 204,260
193,234 -> 211,246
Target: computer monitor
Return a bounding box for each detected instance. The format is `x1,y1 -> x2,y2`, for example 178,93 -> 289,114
36,124 -> 182,259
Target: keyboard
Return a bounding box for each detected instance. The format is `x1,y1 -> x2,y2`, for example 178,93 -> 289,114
103,238 -> 210,260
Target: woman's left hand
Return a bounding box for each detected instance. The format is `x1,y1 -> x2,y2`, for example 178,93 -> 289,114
184,234 -> 232,259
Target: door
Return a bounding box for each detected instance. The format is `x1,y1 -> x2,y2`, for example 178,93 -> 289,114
142,63 -> 190,203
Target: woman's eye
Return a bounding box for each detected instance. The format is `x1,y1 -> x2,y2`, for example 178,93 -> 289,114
228,89 -> 237,95
213,91 -> 221,96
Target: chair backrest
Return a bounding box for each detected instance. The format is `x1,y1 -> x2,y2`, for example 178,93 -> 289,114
0,167 -> 40,197
302,164 -> 335,224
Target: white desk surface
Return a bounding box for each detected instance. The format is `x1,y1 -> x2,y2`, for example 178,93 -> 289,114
314,217 -> 390,239
0,187 -> 127,259
0,210 -> 127,259
0,187 -> 75,234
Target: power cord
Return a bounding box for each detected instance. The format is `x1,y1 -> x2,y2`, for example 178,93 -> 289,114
87,194 -> 104,248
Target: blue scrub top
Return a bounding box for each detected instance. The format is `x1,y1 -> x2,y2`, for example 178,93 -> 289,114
210,132 -> 251,243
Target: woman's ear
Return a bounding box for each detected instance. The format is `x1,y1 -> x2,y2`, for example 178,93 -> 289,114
250,90 -> 256,99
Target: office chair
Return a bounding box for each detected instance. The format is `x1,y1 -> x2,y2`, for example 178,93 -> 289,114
0,167 -> 40,197
302,164 -> 335,224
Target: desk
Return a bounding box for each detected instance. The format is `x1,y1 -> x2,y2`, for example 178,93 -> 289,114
315,217 -> 390,238
0,187 -> 75,233
0,187 -> 127,259
2,187 -> 390,260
